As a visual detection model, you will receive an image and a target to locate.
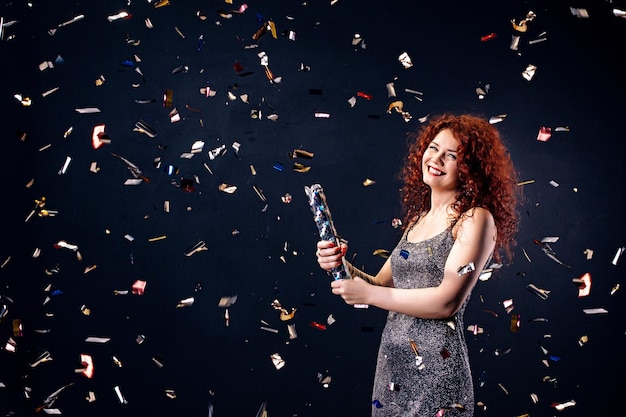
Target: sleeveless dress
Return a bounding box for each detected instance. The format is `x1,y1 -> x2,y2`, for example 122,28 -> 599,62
371,228 -> 474,417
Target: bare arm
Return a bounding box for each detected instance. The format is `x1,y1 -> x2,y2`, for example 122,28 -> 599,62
316,241 -> 394,287
331,208 -> 496,319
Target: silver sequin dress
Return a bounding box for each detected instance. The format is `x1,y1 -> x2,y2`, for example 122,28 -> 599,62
371,228 -> 474,417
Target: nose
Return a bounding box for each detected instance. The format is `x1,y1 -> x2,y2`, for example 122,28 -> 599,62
433,150 -> 445,165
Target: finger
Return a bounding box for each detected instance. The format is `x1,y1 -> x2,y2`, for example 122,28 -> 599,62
318,246 -> 344,260
317,240 -> 336,250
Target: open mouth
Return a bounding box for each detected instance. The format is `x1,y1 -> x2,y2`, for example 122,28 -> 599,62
428,166 -> 445,176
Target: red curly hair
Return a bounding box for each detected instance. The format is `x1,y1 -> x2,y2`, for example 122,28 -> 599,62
400,114 -> 519,263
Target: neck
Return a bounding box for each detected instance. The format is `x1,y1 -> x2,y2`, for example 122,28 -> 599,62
429,190 -> 457,216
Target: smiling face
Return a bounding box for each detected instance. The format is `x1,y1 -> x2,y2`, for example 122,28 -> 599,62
422,128 -> 460,192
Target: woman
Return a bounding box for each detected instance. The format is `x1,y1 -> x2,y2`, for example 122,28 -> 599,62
316,114 -> 519,416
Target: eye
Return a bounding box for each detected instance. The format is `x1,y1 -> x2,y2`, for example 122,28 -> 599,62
447,153 -> 457,160
428,145 -> 438,151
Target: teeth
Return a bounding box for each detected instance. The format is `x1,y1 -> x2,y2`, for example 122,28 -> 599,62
429,166 -> 444,176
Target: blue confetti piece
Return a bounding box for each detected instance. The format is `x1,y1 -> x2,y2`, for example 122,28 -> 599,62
120,60 -> 135,67
273,162 -> 284,172
400,249 -> 410,259
51,290 -> 64,296
372,399 -> 383,409
548,355 -> 562,362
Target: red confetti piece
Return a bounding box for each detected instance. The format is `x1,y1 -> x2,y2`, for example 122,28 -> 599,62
309,321 -> 327,330
481,32 -> 497,42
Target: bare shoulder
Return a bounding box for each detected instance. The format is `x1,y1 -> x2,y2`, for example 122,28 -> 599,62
453,207 -> 495,239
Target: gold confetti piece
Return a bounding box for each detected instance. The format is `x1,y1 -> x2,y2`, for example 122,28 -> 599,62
148,235 -> 167,242
290,149 -> 314,159
553,400 -> 576,410
398,51 -> 413,68
373,249 -> 391,258
155,0 -> 170,8
527,284 -> 550,300
292,162 -> 311,173
282,309 -> 297,321
578,335 -> 588,346
14,93 -> 32,106
511,11 -> 536,32
476,85 -> 488,99
84,265 -> 97,274
610,283 -> 620,295
252,185 -> 266,201
184,241 -> 207,257
363,178 -> 376,186
42,87 -> 59,97
387,100 -> 412,122
478,269 -> 492,281
522,64 -> 537,81
268,20 -> 277,38
271,299 -> 297,321
219,183 -> 237,194
177,297 -> 195,308
270,353 -> 285,370
218,295 -> 238,308
489,114 -> 507,124
107,11 -> 129,22
467,324 -> 484,334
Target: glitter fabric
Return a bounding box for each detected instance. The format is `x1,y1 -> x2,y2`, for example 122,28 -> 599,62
371,228 -> 474,417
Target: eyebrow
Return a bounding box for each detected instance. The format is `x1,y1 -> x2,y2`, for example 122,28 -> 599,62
431,141 -> 458,152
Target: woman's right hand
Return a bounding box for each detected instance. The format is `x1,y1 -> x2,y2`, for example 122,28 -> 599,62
315,240 -> 347,272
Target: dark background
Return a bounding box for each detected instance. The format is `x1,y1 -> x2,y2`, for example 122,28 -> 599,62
1,0 -> 624,416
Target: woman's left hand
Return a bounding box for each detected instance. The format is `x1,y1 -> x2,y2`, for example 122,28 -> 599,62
331,277 -> 371,305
